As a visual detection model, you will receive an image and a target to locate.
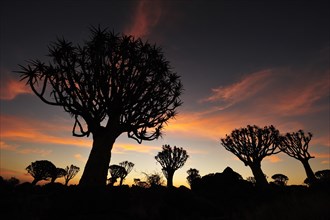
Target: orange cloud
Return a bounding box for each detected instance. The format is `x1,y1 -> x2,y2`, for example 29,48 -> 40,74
74,154 -> 87,163
265,155 -> 282,163
125,0 -> 162,38
0,114 -> 166,154
0,68 -> 32,100
0,141 -> 52,156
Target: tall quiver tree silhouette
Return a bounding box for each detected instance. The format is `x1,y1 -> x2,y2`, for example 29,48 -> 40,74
155,145 -> 189,188
64,165 -> 80,186
221,125 -> 280,188
118,161 -> 134,186
18,26 -> 183,187
26,160 -> 57,185
280,130 -> 317,184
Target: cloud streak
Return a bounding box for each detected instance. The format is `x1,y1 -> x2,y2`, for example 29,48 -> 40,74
0,68 -> 32,100
125,0 -> 162,38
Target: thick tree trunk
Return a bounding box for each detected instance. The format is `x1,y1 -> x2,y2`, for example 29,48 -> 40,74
79,128 -> 119,187
250,162 -> 268,188
166,170 -> 175,188
301,159 -> 317,184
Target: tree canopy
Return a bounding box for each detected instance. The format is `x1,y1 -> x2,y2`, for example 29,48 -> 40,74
280,130 -> 317,184
155,145 -> 189,187
26,160 -> 57,185
221,125 -> 280,188
18,26 -> 183,186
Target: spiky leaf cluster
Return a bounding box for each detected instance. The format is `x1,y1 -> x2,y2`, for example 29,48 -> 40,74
221,125 -> 280,166
18,26 -> 183,143
280,130 -> 314,161
155,145 -> 189,176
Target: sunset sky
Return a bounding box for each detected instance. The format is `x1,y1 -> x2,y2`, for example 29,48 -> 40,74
0,0 -> 329,187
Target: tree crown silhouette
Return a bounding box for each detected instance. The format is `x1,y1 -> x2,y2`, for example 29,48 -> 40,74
155,145 -> 189,187
26,160 -> 57,185
221,125 -> 280,188
18,26 -> 183,186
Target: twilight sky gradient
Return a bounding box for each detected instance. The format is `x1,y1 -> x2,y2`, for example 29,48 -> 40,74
0,0 -> 329,186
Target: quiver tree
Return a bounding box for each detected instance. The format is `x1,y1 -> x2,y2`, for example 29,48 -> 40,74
64,165 -> 80,186
108,165 -> 127,186
221,125 -> 280,188
18,26 -> 183,187
271,174 -> 289,186
186,168 -> 201,188
118,161 -> 134,186
155,145 -> 189,187
280,130 -> 317,184
51,168 -> 67,183
26,160 -> 56,185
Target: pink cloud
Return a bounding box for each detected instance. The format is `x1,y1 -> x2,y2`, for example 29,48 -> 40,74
0,141 -> 52,156
202,70 -> 273,110
125,0 -> 162,38
202,68 -> 329,117
0,68 -> 32,100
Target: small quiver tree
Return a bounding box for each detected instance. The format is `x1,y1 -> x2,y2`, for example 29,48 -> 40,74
26,160 -> 57,185
108,165 -> 127,186
51,168 -> 67,183
64,165 -> 80,186
271,174 -> 289,186
155,145 -> 189,188
186,168 -> 201,189
280,130 -> 317,184
118,161 -> 134,186
221,125 -> 280,188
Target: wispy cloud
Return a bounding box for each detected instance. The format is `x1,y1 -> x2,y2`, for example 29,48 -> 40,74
201,70 -> 273,110
0,141 -> 52,156
202,68 -> 329,117
125,0 -> 162,38
74,154 -> 87,163
0,68 -> 32,100
0,114 -> 165,154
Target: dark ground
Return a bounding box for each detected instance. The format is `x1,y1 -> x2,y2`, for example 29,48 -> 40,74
0,182 -> 329,220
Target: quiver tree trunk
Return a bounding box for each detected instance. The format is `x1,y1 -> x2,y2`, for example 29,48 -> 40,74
166,170 -> 175,188
79,128 -> 120,187
301,159 -> 317,184
250,162 -> 268,188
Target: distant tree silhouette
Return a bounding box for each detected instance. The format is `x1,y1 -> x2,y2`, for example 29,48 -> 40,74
143,172 -> 164,187
280,130 -> 317,184
133,178 -> 149,188
18,26 -> 183,187
186,168 -> 201,188
221,125 -> 280,188
26,160 -> 56,185
118,161 -> 134,186
108,165 -> 127,186
64,165 -> 80,186
315,169 -> 330,182
155,145 -> 189,187
50,168 -> 67,183
271,174 -> 289,186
